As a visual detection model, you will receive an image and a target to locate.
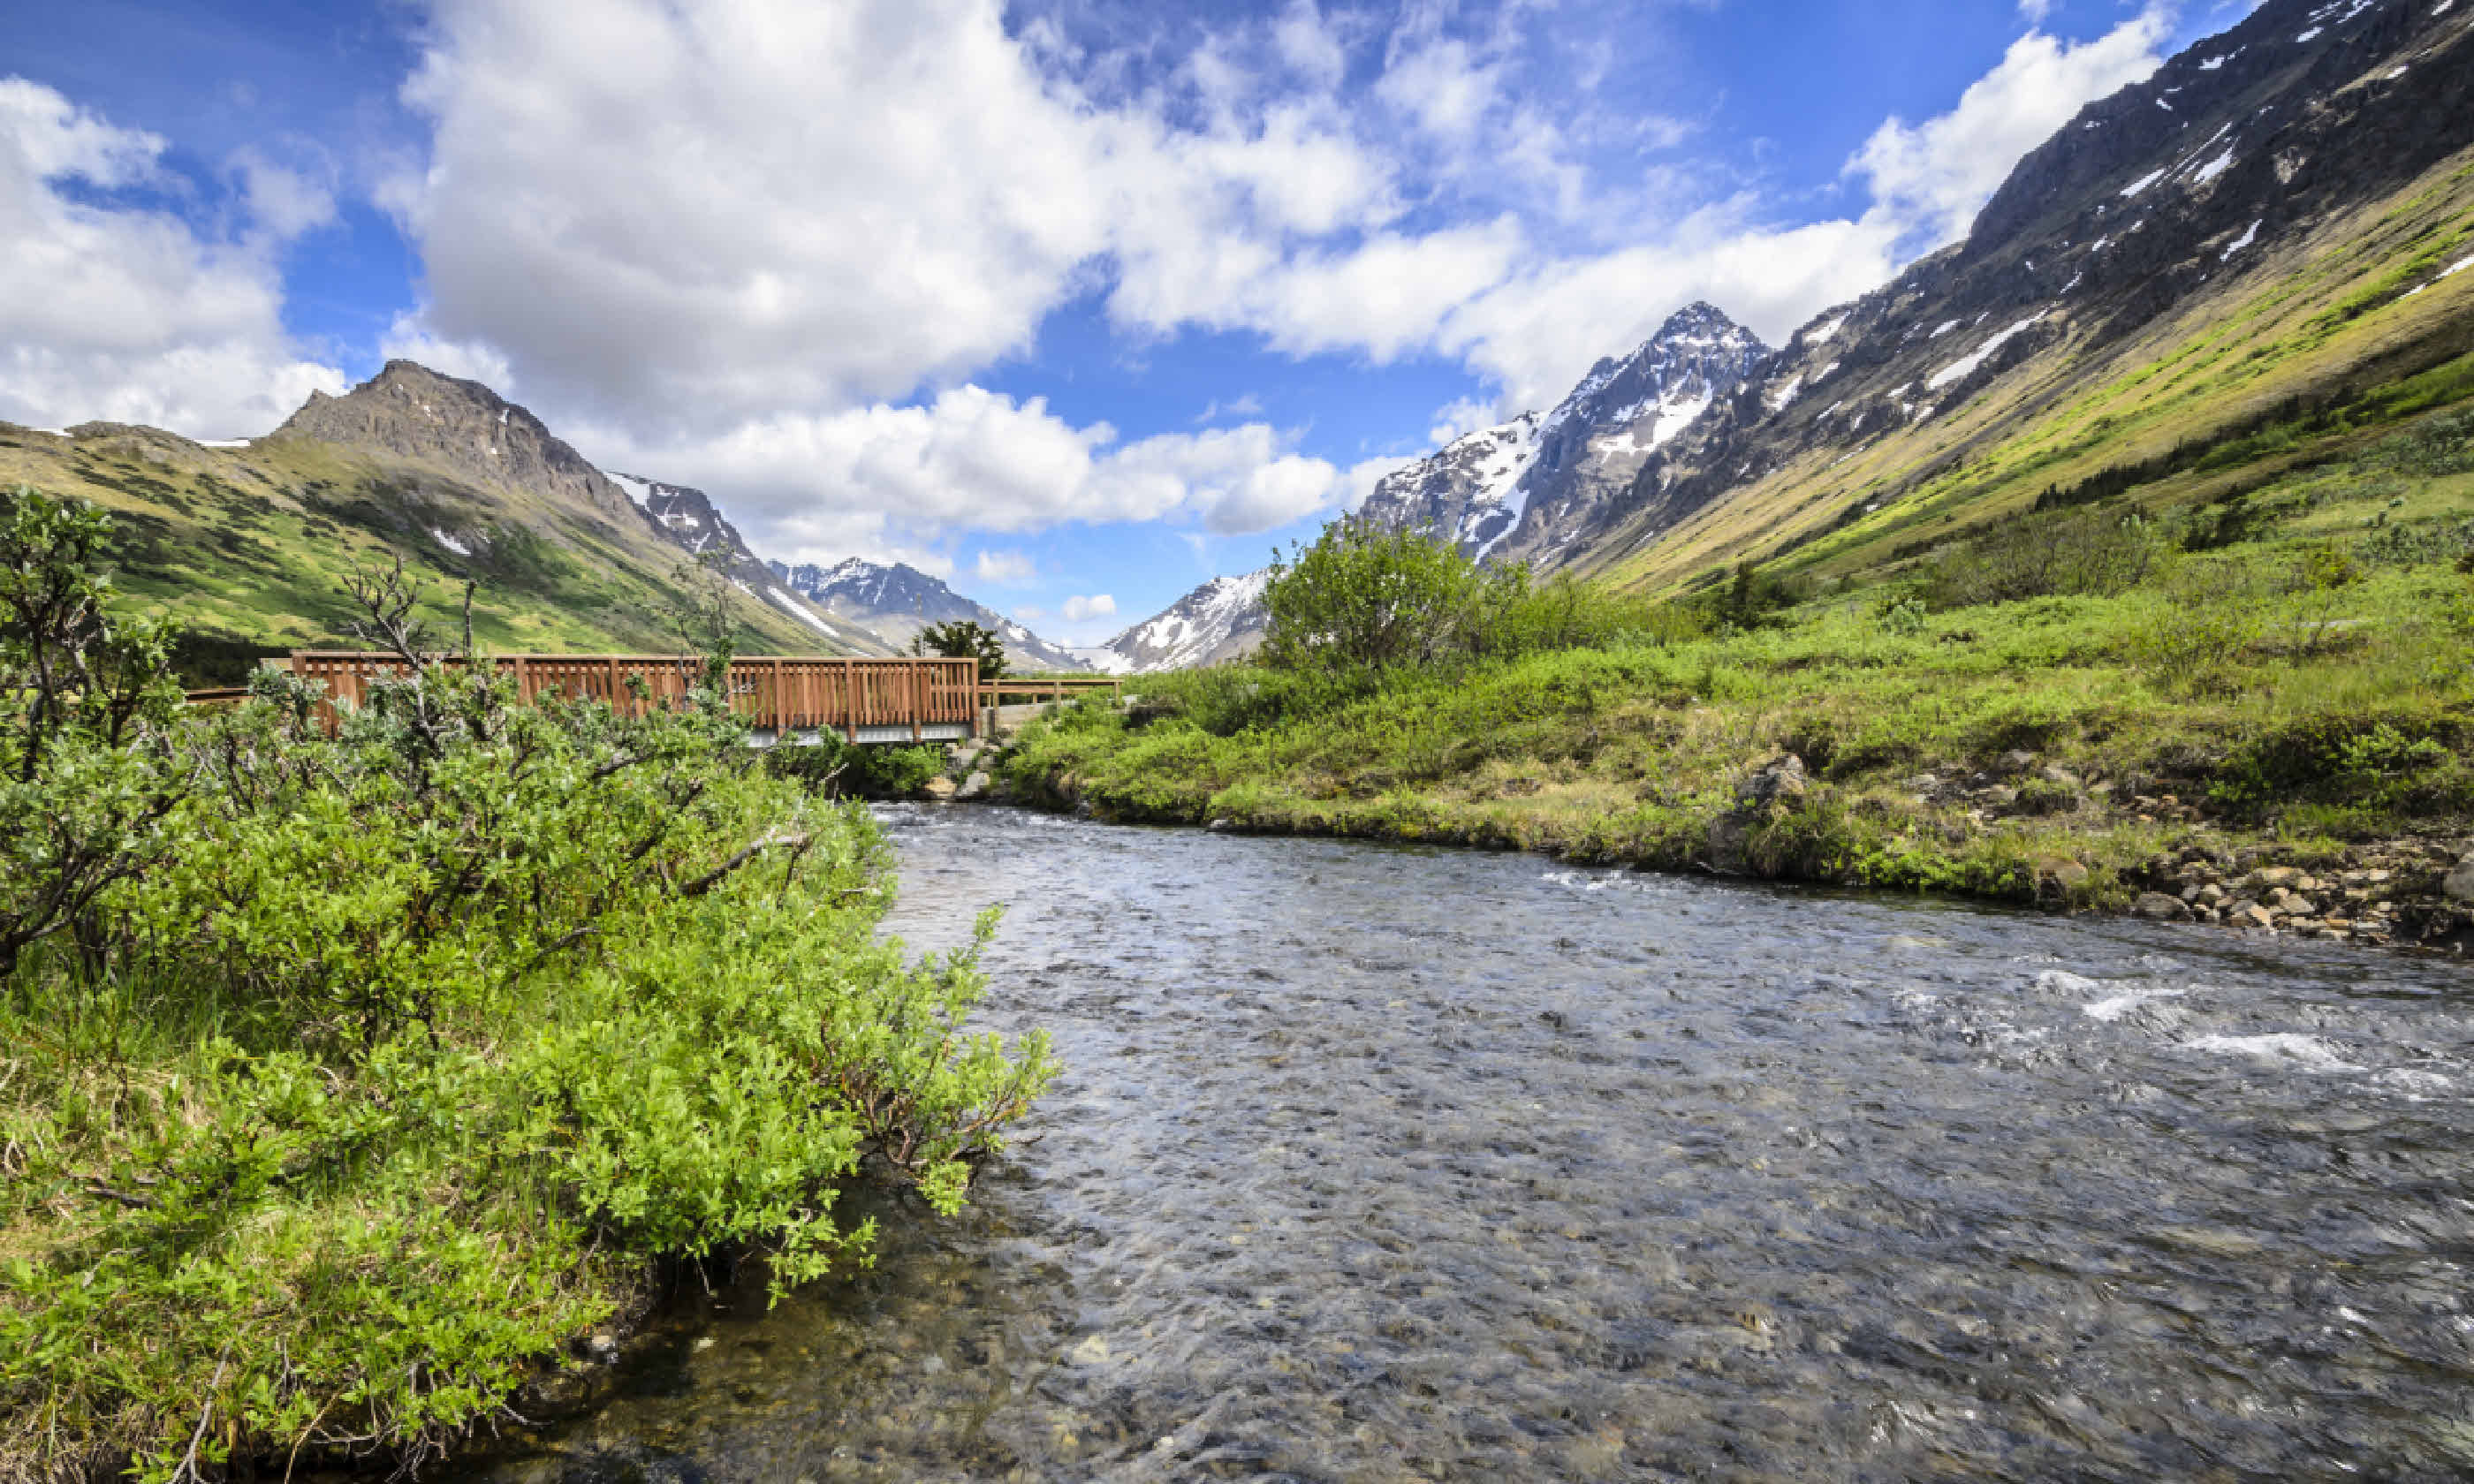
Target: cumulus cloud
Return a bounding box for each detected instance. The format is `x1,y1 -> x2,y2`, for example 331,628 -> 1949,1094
1059,594 -> 1116,621
1438,212 -> 1907,412
1850,11 -> 2170,249
0,78 -> 344,436
1420,9 -> 2171,411
0,0 -> 2174,562
973,549 -> 1036,584
576,383 -> 1363,564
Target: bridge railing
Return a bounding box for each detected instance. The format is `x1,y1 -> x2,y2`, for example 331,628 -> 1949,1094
278,652 -> 985,742
977,674 -> 1125,710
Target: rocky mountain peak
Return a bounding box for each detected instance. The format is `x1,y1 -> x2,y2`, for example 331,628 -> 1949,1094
274,360 -> 633,521
1357,301 -> 1769,563
1099,569 -> 1272,673
772,557 -> 1090,671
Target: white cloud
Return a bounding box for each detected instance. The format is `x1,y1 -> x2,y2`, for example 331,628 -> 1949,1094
1419,9 -> 2172,411
1059,594 -> 1116,621
579,383 -> 1361,563
973,549 -> 1036,584
1195,392 -> 1265,423
230,148 -> 337,242
2018,0 -> 2056,20
0,79 -> 344,436
1428,395 -> 1508,445
4,0 -> 2178,564
1438,211 -> 1906,411
1339,454 -> 1411,512
1850,12 -> 2170,249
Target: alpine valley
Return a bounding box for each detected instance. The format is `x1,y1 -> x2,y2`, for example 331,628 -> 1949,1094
1101,0 -> 2474,668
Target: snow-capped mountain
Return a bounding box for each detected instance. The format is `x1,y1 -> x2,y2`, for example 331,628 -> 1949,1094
770,557 -> 1090,671
1097,571 -> 1271,672
1555,0 -> 2474,583
1099,307 -> 1767,671
1357,303 -> 1769,564
604,473 -> 892,653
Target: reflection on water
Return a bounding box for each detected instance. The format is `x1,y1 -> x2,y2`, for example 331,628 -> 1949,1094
458,806 -> 2474,1482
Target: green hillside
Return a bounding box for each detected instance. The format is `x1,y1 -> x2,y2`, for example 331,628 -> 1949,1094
1593,150 -> 2474,596
0,420 -> 873,682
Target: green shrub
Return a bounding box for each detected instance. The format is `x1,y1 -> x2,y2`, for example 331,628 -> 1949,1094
0,514 -> 1055,1480
1261,519 -> 1496,675
1924,507 -> 2163,609
765,735 -> 944,799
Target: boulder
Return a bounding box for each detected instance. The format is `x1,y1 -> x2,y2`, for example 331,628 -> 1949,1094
2035,857 -> 2090,890
1735,753 -> 1808,808
954,770 -> 993,801
2445,856 -> 2474,905
922,776 -> 957,800
1998,749 -> 2039,776
2134,891 -> 2192,922
1710,755 -> 1806,874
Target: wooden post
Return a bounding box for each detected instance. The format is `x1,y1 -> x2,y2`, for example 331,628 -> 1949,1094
843,657 -> 857,744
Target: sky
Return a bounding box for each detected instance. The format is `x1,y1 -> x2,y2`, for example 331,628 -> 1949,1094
0,0 -> 2258,645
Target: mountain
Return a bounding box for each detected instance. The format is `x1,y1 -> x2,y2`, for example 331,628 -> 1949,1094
770,556 -> 1089,671
600,472 -> 891,653
1359,303 -> 1769,564
1097,571 -> 1272,672
1101,306 -> 1767,674
1556,0 -> 2474,590
0,360 -> 881,678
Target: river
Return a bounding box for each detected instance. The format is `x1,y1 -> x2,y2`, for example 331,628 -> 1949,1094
465,804 -> 2474,1482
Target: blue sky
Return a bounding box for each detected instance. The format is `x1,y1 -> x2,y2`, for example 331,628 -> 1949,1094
0,0 -> 2252,643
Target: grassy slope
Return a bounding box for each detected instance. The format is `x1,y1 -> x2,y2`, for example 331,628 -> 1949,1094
0,422 -> 872,674
1001,500 -> 2473,941
992,138 -> 2474,933
1588,148 -> 2474,595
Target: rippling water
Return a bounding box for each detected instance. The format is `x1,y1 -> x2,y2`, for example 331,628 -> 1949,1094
464,806 -> 2474,1482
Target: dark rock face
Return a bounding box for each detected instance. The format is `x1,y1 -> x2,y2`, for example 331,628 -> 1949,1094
1491,303 -> 1772,567
1562,0 -> 2474,574
1098,571 -> 1272,673
600,473 -> 892,652
275,360 -> 634,522
1356,303 -> 1769,564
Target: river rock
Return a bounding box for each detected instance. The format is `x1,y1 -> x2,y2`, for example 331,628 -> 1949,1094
2445,856 -> 2474,905
1710,755 -> 1807,874
955,770 -> 992,800
2036,857 -> 2090,890
923,776 -> 957,800
2134,891 -> 2192,922
1736,754 -> 1808,807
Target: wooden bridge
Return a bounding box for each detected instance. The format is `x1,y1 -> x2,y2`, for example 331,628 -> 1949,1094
264,652 -> 1124,744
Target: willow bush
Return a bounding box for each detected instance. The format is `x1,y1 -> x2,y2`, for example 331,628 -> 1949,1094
0,487 -> 1056,1482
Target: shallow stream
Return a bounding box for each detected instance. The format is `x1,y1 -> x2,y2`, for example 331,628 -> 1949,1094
463,805 -> 2474,1482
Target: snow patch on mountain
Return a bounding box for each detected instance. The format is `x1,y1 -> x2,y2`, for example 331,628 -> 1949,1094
1100,570 -> 1272,672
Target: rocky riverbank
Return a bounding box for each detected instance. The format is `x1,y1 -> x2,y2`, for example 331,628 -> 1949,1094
938,730 -> 2474,958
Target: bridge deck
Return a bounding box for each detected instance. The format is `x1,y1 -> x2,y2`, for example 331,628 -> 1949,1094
268,652 -> 1123,743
